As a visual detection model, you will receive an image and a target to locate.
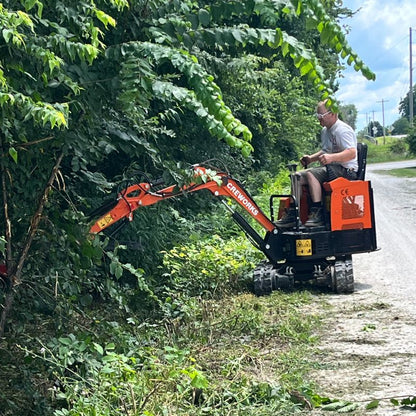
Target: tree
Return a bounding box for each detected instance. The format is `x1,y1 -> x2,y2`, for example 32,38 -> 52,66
392,117 -> 410,135
407,127 -> 416,155
339,104 -> 358,130
399,84 -> 416,122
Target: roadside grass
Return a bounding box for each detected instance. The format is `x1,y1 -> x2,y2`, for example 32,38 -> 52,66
178,290 -> 324,415
374,166 -> 416,178
364,136 -> 413,164
364,135 -> 416,176
32,290 -> 326,416
13,233 -> 328,416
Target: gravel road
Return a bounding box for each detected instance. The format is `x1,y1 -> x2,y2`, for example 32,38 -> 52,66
309,160 -> 416,415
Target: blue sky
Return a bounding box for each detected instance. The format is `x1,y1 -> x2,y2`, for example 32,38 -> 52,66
335,0 -> 416,132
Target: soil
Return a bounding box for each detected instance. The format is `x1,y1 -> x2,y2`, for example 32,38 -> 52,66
308,160 -> 416,415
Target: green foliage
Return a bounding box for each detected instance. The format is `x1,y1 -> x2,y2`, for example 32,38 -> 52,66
406,127 -> 416,155
399,84 -> 416,119
391,396 -> 416,409
161,234 -> 264,298
367,120 -> 384,137
17,289 -> 320,416
320,400 -> 358,412
219,58 -> 319,169
0,235 -> 6,254
389,139 -> 407,155
392,117 -> 410,135
29,338 -> 209,416
366,399 -> 380,410
0,1 -> 377,414
338,104 -> 357,130
363,137 -> 412,164
0,1 -> 113,135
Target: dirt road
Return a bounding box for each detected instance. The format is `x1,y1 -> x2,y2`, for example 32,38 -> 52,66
309,160 -> 416,415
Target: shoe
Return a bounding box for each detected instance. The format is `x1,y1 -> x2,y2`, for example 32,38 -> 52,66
275,208 -> 297,228
304,206 -> 324,227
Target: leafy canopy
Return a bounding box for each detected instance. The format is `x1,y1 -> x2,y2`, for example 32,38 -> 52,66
0,0 -> 374,160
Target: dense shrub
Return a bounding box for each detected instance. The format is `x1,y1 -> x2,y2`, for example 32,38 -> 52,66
406,128 -> 416,155
389,139 -> 407,154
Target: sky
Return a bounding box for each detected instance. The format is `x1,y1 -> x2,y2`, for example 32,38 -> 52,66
335,0 -> 416,132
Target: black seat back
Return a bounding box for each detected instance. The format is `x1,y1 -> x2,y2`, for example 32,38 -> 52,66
356,142 -> 367,180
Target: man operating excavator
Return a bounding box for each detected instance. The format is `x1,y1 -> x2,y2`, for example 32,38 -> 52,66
276,99 -> 358,228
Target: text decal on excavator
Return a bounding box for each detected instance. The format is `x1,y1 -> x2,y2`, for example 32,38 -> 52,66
296,239 -> 312,256
226,183 -> 259,216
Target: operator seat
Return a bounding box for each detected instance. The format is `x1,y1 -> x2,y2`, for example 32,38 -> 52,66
356,142 -> 368,180
326,142 -> 368,182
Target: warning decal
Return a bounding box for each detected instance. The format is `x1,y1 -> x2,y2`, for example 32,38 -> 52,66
296,239 -> 312,256
98,214 -> 115,230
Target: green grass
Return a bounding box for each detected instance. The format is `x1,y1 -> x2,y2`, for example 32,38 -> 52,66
364,136 -> 412,164
6,233 -> 327,416
37,290 -> 325,416
360,134 -> 416,178
363,135 -> 416,177
374,166 -> 416,178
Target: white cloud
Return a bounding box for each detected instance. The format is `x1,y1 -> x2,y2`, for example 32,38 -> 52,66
354,0 -> 416,30
336,0 -> 416,130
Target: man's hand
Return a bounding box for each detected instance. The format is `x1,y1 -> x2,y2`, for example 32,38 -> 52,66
318,153 -> 334,165
300,155 -> 312,167
319,148 -> 356,165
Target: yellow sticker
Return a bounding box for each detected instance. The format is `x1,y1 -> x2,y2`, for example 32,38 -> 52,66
296,239 -> 312,256
98,214 -> 114,230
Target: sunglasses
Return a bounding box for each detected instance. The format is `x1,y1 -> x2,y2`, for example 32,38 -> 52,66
316,111 -> 332,119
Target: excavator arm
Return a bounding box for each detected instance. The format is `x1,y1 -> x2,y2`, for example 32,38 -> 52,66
89,165 -> 275,235
88,162 -> 378,296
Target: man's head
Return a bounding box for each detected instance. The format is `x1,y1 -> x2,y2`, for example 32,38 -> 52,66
316,100 -> 338,128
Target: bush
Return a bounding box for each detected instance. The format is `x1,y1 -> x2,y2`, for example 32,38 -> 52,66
161,234 -> 264,299
389,139 -> 407,154
406,128 -> 416,155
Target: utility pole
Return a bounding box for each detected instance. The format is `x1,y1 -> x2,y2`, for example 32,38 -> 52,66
410,27 -> 414,127
376,99 -> 389,144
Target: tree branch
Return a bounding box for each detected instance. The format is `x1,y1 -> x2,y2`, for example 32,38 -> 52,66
14,152 -> 64,283
16,135 -> 54,148
1,140 -> 14,287
0,151 -> 64,338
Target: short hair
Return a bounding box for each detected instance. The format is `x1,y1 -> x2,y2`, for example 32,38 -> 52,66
317,99 -> 337,115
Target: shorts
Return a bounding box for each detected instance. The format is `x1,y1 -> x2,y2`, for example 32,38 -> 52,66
305,164 -> 357,183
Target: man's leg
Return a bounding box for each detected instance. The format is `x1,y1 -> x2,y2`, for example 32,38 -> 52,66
302,171 -> 324,226
305,171 -> 322,203
275,169 -> 324,228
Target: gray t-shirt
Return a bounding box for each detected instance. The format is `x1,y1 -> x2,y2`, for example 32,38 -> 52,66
321,119 -> 358,171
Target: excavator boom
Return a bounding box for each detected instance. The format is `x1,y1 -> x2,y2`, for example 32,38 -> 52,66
89,166 -> 275,234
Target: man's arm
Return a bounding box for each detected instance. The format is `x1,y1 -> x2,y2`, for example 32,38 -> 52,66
318,147 -> 356,165
301,150 -> 324,167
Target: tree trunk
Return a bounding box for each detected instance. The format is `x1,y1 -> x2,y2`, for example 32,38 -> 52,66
0,152 -> 64,338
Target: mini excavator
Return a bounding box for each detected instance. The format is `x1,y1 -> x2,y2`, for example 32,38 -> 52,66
89,144 -> 377,295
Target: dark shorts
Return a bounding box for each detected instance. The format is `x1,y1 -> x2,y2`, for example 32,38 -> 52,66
307,164 -> 357,183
